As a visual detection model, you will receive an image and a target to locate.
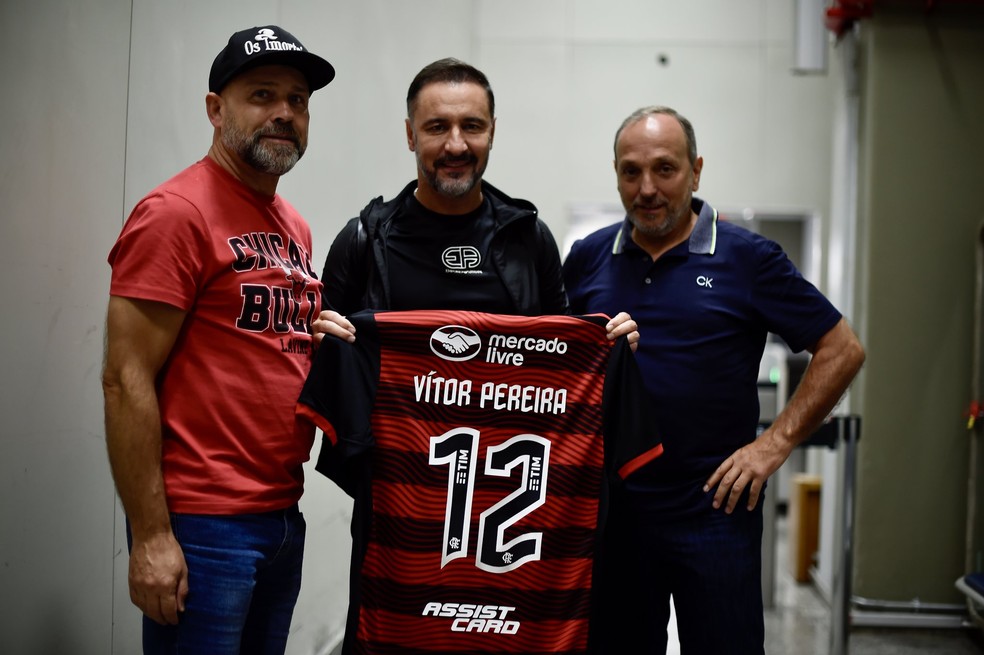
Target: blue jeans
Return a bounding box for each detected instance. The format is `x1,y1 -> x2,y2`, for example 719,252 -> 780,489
128,505 -> 306,655
596,500 -> 765,655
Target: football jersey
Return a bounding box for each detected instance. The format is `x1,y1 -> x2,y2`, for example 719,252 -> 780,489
297,310 -> 662,654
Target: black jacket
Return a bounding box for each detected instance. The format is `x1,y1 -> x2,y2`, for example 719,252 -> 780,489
321,180 -> 570,316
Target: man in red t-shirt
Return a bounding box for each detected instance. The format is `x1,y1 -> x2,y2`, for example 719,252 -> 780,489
102,25 -> 335,654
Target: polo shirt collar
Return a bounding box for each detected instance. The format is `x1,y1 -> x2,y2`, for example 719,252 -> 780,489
611,196 -> 717,256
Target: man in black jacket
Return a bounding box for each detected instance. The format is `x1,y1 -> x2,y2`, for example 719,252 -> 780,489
315,58 -> 635,343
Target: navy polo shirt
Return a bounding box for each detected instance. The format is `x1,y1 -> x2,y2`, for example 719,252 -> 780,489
563,198 -> 841,519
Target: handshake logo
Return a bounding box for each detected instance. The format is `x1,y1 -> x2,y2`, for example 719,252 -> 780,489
430,326 -> 482,361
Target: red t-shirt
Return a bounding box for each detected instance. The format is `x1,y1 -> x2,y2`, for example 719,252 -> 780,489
109,157 -> 322,513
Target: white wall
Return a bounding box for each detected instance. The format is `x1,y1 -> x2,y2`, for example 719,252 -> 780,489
0,1 -> 840,653
0,0 -> 131,653
477,0 -> 838,246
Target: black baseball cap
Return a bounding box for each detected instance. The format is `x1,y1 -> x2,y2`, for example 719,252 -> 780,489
209,25 -> 335,93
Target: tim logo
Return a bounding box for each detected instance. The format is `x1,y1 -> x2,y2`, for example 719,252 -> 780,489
442,246 -> 481,270
430,325 -> 482,361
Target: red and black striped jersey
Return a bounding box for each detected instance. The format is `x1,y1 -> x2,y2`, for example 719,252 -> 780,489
297,310 -> 662,655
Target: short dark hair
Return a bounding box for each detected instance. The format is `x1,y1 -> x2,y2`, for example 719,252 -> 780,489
614,106 -> 698,164
406,58 -> 495,120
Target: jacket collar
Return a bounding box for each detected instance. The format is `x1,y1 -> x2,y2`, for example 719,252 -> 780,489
362,179 -> 539,232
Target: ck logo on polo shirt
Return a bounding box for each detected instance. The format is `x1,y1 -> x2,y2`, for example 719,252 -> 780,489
697,275 -> 713,288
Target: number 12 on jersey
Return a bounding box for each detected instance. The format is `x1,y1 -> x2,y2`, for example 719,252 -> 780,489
429,427 -> 551,574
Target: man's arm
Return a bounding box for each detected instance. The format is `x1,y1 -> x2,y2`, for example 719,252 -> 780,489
705,317 -> 865,513
102,296 -> 188,624
321,217 -> 367,316
313,216 -> 367,344
534,220 -> 571,315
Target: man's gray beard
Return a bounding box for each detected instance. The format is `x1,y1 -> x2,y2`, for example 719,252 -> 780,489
417,153 -> 484,199
223,122 -> 304,176
629,211 -> 679,238
430,171 -> 477,198
628,197 -> 692,238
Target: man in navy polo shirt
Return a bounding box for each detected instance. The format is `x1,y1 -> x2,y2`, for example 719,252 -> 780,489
563,106 -> 865,654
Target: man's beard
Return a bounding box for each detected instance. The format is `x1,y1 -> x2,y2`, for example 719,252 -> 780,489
418,152 -> 486,198
628,200 -> 690,238
223,119 -> 304,176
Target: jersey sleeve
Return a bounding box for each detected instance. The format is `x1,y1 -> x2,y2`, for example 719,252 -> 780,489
296,311 -> 380,494
601,335 -> 664,480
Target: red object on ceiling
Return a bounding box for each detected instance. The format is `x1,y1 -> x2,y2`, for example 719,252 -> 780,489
825,1 -> 875,37
824,0 -> 984,36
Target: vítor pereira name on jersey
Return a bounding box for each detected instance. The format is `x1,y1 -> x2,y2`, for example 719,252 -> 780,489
413,372 -> 568,415
421,602 -> 520,635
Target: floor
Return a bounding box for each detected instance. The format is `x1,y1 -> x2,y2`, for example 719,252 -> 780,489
664,514 -> 984,655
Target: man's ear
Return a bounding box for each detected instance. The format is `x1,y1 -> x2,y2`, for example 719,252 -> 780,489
206,92 -> 223,129
405,118 -> 416,152
692,156 -> 704,191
